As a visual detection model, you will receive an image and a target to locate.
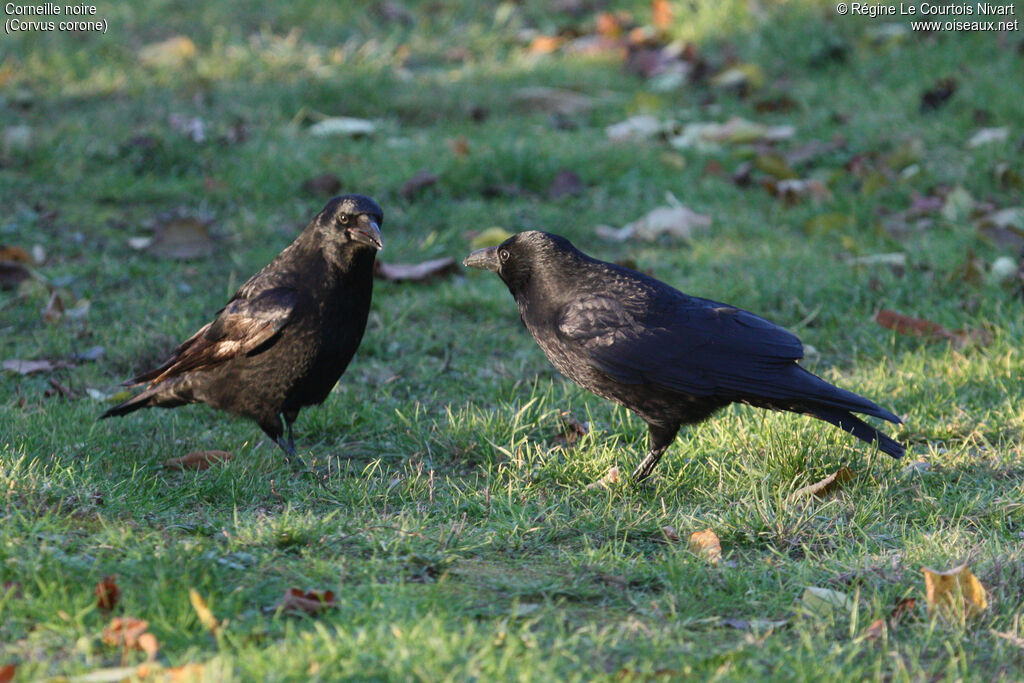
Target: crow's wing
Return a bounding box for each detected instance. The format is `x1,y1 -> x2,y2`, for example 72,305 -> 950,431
128,287 -> 299,386
555,293 -> 804,398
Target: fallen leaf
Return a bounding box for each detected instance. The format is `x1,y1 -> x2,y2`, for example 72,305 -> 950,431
605,114 -> 666,142
300,173 -> 342,196
596,202 -> 712,242
553,410 -> 589,447
920,77 -> 957,112
274,588 -> 338,615
470,227 -> 513,249
800,586 -> 853,618
374,257 -> 460,282
991,629 -> 1024,649
688,529 -> 722,566
891,596 -> 917,622
661,526 -> 680,543
765,178 -> 831,204
189,589 -> 219,634
164,450 -> 233,471
399,169 -> 439,200
861,618 -> 887,641
102,617 -> 150,649
923,564 -> 988,623
512,87 -> 594,116
138,633 -> 159,661
586,466 -> 621,490
307,117 -> 377,137
875,309 -> 990,349
990,256 -> 1019,284
754,153 -> 797,180
528,35 -> 563,54
790,467 -> 854,500
975,207 -> 1024,250
0,245 -> 31,263
940,186 -> 974,222
711,63 -> 765,93
670,117 -> 795,150
0,665 -> 14,683
547,169 -> 584,199
95,576 -> 120,611
147,211 -> 217,261
967,127 -> 1009,148
3,359 -> 68,375
0,260 -> 33,290
139,36 -> 197,67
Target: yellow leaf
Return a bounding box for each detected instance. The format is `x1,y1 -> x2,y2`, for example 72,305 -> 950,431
923,564 -> 988,623
189,588 -> 220,634
790,467 -> 854,500
687,529 -> 722,566
137,632 -> 159,661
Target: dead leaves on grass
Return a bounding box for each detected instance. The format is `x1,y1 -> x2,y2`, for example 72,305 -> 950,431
595,197 -> 711,243
874,308 -> 990,349
273,588 -> 338,615
789,467 -> 854,501
687,529 -> 722,566
102,617 -> 159,661
374,257 -> 460,283
163,450 -> 234,471
95,575 -> 120,611
923,564 -> 988,624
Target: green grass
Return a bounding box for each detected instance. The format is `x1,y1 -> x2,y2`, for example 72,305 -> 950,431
2,0 -> 1023,680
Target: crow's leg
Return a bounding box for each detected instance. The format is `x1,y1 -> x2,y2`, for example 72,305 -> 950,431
631,423 -> 679,484
283,409 -> 299,456
261,413 -> 307,471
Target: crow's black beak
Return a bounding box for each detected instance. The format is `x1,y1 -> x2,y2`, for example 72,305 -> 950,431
463,246 -> 499,272
350,218 -> 383,251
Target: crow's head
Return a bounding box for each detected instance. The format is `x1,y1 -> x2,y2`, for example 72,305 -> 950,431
317,194 -> 384,253
463,230 -> 578,293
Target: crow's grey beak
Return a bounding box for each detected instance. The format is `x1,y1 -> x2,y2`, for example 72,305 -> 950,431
351,219 -> 383,251
463,246 -> 499,272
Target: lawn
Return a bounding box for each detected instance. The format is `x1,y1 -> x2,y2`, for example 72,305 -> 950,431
1,0 -> 1023,680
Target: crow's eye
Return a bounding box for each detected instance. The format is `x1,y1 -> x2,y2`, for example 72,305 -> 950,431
338,213 -> 350,225
499,248 -> 511,262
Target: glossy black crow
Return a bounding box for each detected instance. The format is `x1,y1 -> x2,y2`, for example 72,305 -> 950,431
464,231 -> 904,482
102,194 -> 384,466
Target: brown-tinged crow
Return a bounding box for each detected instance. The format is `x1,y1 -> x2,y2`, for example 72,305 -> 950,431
102,194 -> 384,466
464,231 -> 904,482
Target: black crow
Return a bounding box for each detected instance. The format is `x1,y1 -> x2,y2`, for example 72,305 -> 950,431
102,194 -> 384,466
464,231 -> 904,482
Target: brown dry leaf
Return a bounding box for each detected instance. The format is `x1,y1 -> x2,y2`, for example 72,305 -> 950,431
688,529 -> 722,566
275,588 -> 338,615
189,588 -> 219,634
764,178 -> 831,204
651,0 -> 673,29
595,202 -> 712,242
0,665 -> 14,683
164,450 -> 233,471
595,11 -> 626,37
586,466 -> 621,490
511,87 -> 594,116
102,616 -> 150,649
861,618 -> 887,641
0,245 -> 31,263
95,575 -> 120,611
400,169 -> 439,200
875,308 -> 990,349
528,35 -> 563,54
790,467 -> 854,500
554,410 -> 588,447
147,211 -> 217,261
300,173 -> 342,196
661,526 -> 680,543
374,257 -> 460,283
891,596 -> 917,622
923,564 -> 988,623
547,169 -> 585,199
138,632 -> 159,661
2,359 -> 68,375
0,260 -> 33,290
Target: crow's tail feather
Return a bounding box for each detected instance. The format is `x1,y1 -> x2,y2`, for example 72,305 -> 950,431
99,383 -> 189,420
805,405 -> 905,458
